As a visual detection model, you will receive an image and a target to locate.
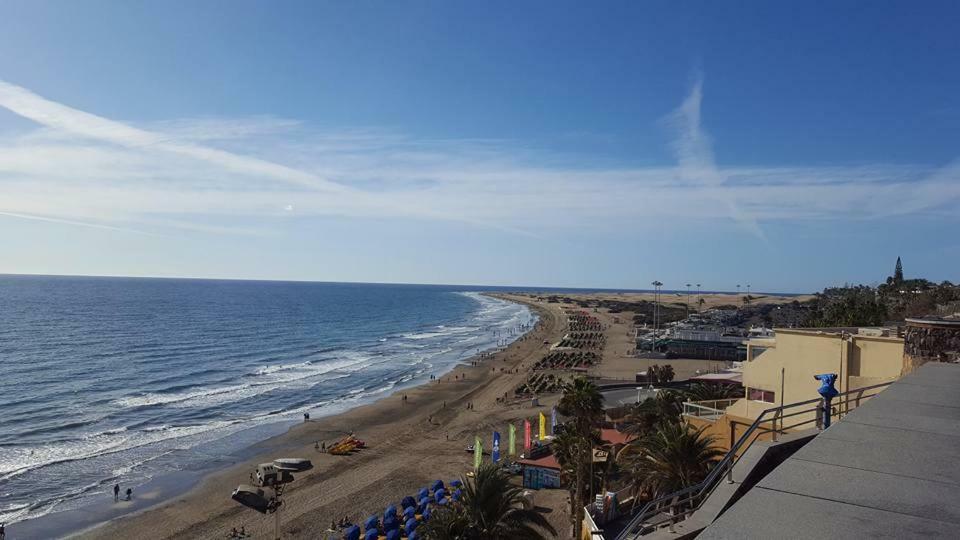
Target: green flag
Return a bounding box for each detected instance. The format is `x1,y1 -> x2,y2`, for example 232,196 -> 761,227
474,435 -> 483,470
508,423 -> 516,456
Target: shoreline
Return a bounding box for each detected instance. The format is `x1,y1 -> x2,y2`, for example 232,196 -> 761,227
18,293 -> 560,540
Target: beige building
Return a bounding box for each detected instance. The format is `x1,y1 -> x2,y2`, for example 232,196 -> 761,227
685,327 -> 904,451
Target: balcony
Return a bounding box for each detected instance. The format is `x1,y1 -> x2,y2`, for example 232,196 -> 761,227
682,398 -> 739,422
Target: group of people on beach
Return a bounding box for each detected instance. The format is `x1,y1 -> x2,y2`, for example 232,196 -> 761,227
228,526 -> 247,538
112,483 -> 132,502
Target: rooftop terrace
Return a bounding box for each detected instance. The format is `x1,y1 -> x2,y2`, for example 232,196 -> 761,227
700,361 -> 960,539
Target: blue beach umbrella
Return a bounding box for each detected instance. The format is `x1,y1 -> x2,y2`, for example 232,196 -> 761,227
383,515 -> 399,531
364,515 -> 378,531
449,479 -> 463,488
364,529 -> 378,540
400,496 -> 415,509
408,532 -> 419,540
422,507 -> 432,520
405,518 -> 419,534
452,489 -> 462,501
438,497 -> 449,506
403,506 -> 416,519
387,503 -> 399,516
431,479 -> 444,492
433,488 -> 445,502
418,487 -> 430,500
344,525 -> 361,540
385,530 -> 400,540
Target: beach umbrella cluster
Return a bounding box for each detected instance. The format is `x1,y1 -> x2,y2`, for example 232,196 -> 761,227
352,478 -> 459,539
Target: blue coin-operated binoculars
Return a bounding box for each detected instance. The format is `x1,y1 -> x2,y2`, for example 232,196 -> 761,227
814,373 -> 839,429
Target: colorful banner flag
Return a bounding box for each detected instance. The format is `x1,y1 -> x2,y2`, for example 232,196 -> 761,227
524,419 -> 531,451
474,435 -> 483,470
508,423 -> 516,456
551,406 -> 557,435
492,431 -> 501,463
539,412 -> 547,440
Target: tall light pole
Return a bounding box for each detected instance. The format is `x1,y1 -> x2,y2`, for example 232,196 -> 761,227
651,280 -> 663,349
736,284 -> 741,297
685,283 -> 692,316
696,283 -> 701,312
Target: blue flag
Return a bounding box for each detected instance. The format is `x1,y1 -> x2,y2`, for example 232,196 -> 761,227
551,406 -> 557,435
492,431 -> 501,463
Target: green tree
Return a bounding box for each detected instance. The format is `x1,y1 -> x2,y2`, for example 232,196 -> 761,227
556,378 -> 604,539
419,463 -> 557,540
811,285 -> 887,327
684,383 -> 744,402
617,422 -> 724,505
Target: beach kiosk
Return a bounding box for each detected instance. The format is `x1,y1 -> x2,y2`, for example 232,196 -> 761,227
516,454 -> 561,489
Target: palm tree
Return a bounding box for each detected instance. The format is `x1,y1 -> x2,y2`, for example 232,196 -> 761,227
419,463 -> 557,540
420,506 -> 469,539
659,365 -> 675,383
556,378 -> 604,538
617,422 -> 724,505
684,383 -> 744,402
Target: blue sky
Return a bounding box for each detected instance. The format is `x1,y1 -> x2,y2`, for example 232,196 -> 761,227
0,1 -> 957,292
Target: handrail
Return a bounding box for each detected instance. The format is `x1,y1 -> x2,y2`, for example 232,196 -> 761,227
682,399 -> 739,420
612,381 -> 892,540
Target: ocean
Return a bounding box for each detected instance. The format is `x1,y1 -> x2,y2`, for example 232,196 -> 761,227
0,276 -> 536,529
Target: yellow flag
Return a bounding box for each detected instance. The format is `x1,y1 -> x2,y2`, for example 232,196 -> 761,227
538,412 -> 546,440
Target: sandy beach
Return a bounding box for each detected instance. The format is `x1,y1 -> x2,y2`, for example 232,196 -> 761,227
63,290 -> 806,540
75,294 -> 572,540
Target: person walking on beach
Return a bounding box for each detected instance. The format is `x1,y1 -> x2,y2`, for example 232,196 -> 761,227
125,487 -> 132,501
113,483 -> 120,502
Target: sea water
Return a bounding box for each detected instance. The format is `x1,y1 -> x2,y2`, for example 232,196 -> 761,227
0,276 -> 535,527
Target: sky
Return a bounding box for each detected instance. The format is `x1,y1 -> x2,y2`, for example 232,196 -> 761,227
0,1 -> 958,293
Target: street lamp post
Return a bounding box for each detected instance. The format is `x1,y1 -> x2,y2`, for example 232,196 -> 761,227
685,283 -> 692,315
696,283 -> 701,312
650,280 -> 662,351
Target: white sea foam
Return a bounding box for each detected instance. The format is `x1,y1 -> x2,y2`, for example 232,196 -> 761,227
110,356 -> 369,410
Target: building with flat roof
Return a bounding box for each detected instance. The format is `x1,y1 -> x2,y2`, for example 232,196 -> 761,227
683,327 -> 904,450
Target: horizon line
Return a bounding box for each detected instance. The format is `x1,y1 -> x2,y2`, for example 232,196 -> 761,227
0,271 -> 810,296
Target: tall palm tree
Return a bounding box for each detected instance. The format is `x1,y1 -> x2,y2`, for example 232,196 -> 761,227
617,422 -> 724,505
556,378 -> 604,539
420,463 -> 557,539
557,377 -> 605,435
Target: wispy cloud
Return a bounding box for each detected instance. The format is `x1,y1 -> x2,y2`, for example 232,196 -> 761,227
0,80 -> 345,192
0,78 -> 957,239
665,77 -> 765,239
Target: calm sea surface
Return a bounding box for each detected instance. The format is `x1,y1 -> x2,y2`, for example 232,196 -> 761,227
0,276 -> 536,526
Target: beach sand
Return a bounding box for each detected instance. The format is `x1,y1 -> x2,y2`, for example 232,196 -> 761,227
76,294 -> 573,540
71,290 -> 802,539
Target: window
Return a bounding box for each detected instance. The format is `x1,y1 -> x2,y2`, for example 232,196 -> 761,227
748,388 -> 775,403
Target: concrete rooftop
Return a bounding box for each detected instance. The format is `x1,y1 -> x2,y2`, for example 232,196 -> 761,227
700,362 -> 960,539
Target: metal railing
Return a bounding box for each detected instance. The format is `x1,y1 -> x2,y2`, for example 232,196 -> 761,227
612,381 -> 892,540
681,399 -> 739,421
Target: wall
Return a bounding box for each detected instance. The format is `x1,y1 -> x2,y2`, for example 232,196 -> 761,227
902,319 -> 960,374
686,411 -> 770,454
726,330 -> 903,428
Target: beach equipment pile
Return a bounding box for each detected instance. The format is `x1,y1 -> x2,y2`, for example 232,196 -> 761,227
328,435 -> 367,456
